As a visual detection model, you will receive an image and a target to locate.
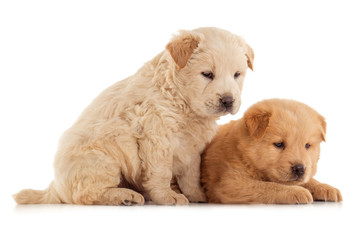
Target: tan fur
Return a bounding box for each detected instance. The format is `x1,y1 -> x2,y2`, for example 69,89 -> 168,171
13,27 -> 254,205
201,99 -> 342,204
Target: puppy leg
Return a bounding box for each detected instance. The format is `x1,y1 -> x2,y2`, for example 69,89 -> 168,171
302,178 -> 342,202
209,170 -> 313,204
138,139 -> 189,205
176,155 -> 206,203
62,150 -> 144,205
142,165 -> 189,205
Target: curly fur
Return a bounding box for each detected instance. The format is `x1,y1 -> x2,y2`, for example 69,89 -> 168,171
14,27 -> 254,205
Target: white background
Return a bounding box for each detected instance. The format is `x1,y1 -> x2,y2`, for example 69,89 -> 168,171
1,0 -> 359,239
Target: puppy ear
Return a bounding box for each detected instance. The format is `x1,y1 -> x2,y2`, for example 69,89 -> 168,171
166,31 -> 200,69
319,115 -> 327,142
244,108 -> 271,139
245,43 -> 254,71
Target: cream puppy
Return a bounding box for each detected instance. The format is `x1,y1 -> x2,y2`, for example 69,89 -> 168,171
14,27 -> 254,205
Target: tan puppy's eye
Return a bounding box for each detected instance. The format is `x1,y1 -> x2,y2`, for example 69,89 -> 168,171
201,72 -> 214,80
305,143 -> 311,149
273,142 -> 285,149
234,72 -> 241,79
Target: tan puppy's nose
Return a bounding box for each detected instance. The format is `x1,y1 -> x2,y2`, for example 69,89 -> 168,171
292,164 -> 305,178
220,96 -> 234,108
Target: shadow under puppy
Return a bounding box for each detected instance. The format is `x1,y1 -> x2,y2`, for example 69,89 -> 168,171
13,27 -> 254,206
201,99 -> 342,204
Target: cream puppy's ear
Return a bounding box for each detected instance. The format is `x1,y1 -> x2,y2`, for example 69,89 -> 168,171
319,115 -> 327,142
166,31 -> 201,69
245,43 -> 254,71
244,107 -> 271,139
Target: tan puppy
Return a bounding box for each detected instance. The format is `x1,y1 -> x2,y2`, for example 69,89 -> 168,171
13,27 -> 254,205
201,99 -> 342,204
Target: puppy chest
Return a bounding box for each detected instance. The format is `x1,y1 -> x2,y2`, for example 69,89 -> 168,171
173,129 -> 215,161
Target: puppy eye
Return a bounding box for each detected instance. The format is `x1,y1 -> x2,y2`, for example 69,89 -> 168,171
305,143 -> 311,149
234,72 -> 241,79
201,72 -> 214,80
273,142 -> 285,149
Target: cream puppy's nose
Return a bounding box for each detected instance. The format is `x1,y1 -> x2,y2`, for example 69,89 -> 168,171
220,96 -> 234,108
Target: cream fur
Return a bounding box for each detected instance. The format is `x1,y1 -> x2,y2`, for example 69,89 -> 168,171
13,27 -> 254,205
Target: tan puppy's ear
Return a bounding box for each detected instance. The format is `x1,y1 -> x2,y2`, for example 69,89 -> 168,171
166,31 -> 200,69
244,108 -> 271,139
245,43 -> 254,71
319,115 -> 327,142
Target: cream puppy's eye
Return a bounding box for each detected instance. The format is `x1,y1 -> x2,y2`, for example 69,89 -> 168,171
234,72 -> 241,79
273,142 -> 285,149
201,72 -> 214,80
305,143 -> 311,149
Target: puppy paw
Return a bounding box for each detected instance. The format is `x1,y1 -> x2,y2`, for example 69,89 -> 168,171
278,186 -> 313,204
122,192 -> 145,206
151,190 -> 189,205
96,188 -> 145,206
309,183 -> 342,202
186,188 -> 207,203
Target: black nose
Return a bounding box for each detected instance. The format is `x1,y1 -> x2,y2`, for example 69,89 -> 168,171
291,164 -> 305,178
220,96 -> 234,108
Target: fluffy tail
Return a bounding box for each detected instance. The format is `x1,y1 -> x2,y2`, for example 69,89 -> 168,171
13,182 -> 62,204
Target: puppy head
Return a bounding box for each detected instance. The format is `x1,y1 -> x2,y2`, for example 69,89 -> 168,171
242,99 -> 326,185
166,27 -> 254,118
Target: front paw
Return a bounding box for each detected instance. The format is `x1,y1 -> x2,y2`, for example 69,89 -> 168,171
151,190 -> 189,205
287,186 -> 313,204
309,183 -> 342,202
186,188 -> 207,203
275,186 -> 313,204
